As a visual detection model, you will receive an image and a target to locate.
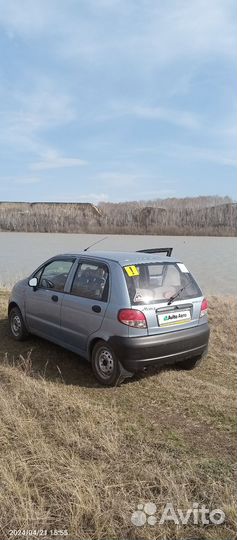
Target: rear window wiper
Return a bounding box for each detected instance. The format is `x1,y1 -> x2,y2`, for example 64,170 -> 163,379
167,280 -> 191,305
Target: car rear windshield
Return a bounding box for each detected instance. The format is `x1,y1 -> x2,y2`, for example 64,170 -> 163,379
123,262 -> 202,304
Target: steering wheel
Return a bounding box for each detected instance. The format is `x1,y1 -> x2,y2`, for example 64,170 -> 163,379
41,278 -> 54,289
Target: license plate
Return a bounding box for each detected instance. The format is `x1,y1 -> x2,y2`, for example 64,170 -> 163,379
158,309 -> 191,327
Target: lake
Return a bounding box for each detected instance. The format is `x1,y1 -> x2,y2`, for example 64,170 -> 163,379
0,232 -> 236,295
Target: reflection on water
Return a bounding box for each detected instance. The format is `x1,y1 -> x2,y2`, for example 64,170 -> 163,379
0,232 -> 236,295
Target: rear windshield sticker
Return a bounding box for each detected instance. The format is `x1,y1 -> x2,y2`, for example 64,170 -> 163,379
133,290 -> 154,303
124,265 -> 140,277
177,263 -> 189,273
133,289 -> 143,302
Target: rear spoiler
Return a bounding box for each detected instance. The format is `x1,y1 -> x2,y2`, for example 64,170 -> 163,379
136,247 -> 173,257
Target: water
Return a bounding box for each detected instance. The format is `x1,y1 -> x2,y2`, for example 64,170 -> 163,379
0,232 -> 236,295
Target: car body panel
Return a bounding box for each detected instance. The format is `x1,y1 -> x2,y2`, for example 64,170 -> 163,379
25,287 -> 64,340
8,279 -> 28,324
8,250 -> 210,372
108,323 -> 209,371
135,297 -> 205,336
60,294 -> 108,351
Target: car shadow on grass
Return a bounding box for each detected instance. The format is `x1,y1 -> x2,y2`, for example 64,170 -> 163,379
0,317 -> 167,389
0,317 -> 101,388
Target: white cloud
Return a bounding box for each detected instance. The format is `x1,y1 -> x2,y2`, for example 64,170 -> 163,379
164,144 -> 237,167
0,0 -> 56,36
95,171 -> 142,186
51,193 -> 109,204
133,143 -> 237,167
0,0 -> 235,202
57,0 -> 236,68
92,171 -> 176,194
30,151 -> 87,171
0,78 -> 76,158
8,83 -> 75,134
142,0 -> 236,65
137,189 -> 176,198
79,193 -> 109,204
0,175 -> 41,185
0,0 -> 235,65
133,105 -> 200,129
99,102 -> 200,130
14,176 -> 41,185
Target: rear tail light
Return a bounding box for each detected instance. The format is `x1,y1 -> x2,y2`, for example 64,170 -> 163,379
118,309 -> 147,328
200,298 -> 208,317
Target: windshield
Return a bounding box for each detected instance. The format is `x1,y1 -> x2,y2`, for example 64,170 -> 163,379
123,262 -> 202,304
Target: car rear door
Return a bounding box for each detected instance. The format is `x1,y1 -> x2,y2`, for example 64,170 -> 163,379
144,263 -> 202,335
60,258 -> 109,353
25,258 -> 75,339
124,261 -> 203,336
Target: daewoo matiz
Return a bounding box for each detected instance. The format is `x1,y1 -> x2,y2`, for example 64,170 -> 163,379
8,247 -> 210,385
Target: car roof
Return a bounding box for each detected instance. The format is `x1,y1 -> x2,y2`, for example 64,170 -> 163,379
58,250 -> 179,265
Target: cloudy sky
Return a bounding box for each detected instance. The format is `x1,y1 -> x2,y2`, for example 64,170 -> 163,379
0,0 -> 236,203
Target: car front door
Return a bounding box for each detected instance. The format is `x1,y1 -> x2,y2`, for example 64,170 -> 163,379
25,258 -> 75,339
60,259 -> 109,353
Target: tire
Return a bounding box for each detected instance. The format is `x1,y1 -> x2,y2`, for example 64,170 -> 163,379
91,340 -> 122,386
175,355 -> 202,371
9,307 -> 29,341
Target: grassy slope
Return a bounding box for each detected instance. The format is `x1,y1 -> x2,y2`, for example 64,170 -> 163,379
0,292 -> 236,540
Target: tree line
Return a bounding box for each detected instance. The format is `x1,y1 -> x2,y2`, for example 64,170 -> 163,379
0,197 -> 236,236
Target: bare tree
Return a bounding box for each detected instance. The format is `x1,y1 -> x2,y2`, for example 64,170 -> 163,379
0,197 -> 236,236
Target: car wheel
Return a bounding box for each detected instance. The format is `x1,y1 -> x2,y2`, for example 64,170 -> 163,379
175,355 -> 202,371
91,340 -> 122,386
9,307 -> 29,341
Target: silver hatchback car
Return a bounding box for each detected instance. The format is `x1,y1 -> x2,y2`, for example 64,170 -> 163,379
8,247 -> 210,385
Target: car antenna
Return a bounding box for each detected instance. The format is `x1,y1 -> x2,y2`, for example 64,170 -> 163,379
84,237 -> 108,251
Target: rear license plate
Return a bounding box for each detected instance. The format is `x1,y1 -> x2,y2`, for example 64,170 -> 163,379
158,309 -> 191,327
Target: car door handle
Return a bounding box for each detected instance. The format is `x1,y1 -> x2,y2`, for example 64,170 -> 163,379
51,295 -> 58,302
92,305 -> 101,313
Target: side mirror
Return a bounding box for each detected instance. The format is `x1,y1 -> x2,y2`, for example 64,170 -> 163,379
28,277 -> 38,288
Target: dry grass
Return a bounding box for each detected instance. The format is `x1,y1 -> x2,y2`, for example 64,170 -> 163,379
0,291 -> 236,540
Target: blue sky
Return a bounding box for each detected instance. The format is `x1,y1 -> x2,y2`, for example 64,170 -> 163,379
0,0 -> 236,203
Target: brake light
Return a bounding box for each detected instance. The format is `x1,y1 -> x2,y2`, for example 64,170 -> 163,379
118,309 -> 147,328
200,298 -> 208,317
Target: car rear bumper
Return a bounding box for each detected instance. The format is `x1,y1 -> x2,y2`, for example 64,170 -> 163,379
109,323 -> 210,372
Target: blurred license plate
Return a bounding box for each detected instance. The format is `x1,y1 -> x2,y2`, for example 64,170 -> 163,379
158,309 -> 191,327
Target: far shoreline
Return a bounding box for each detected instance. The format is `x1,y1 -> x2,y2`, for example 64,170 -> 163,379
0,198 -> 236,237
0,230 -> 236,238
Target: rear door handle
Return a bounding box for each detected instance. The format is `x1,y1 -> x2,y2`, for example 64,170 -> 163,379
92,305 -> 101,313
51,295 -> 58,302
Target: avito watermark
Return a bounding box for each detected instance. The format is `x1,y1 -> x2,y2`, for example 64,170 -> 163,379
131,502 -> 225,527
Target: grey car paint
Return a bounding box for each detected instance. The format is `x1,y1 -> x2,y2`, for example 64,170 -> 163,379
8,250 -> 209,364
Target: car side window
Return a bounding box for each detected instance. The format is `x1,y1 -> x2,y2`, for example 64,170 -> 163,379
71,262 -> 109,302
38,259 -> 74,292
